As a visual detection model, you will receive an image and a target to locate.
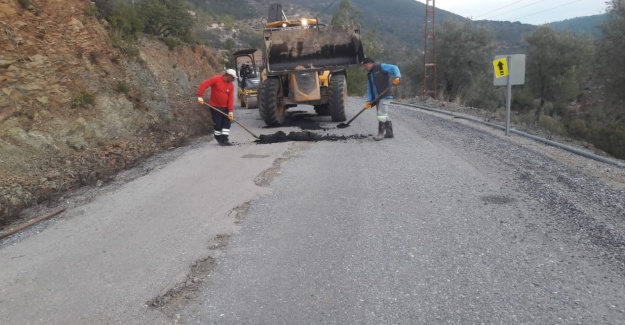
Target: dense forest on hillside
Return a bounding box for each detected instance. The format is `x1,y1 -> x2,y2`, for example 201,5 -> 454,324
89,0 -> 623,159
550,14 -> 605,37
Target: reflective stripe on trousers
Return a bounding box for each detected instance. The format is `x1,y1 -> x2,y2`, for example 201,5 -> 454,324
376,99 -> 391,122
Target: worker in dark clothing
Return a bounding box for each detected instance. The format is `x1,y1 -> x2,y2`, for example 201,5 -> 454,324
362,57 -> 401,141
239,63 -> 252,90
197,69 -> 236,146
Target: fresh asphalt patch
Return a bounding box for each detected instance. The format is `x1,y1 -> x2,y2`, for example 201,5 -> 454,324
255,131 -> 369,144
250,111 -> 371,144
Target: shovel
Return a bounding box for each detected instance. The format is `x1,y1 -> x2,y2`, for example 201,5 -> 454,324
336,85 -> 393,129
203,103 -> 259,139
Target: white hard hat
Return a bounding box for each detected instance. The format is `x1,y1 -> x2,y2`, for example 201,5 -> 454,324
225,69 -> 237,78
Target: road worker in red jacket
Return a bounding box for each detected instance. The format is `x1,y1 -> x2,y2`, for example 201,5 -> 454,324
197,69 -> 236,146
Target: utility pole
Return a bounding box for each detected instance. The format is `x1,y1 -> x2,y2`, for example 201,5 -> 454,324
423,0 -> 437,99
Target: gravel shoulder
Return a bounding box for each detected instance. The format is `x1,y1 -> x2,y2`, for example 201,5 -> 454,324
394,100 -> 625,271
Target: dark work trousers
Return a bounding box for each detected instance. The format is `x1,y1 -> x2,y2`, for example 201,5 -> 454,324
211,107 -> 231,143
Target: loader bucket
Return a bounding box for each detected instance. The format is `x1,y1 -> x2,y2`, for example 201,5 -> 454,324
264,25 -> 365,74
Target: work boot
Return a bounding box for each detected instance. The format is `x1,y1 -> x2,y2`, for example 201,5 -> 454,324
385,121 -> 394,138
373,121 -> 385,141
220,137 -> 233,146
214,134 -> 222,144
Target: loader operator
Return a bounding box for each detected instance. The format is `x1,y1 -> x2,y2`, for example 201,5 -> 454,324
197,69 -> 236,146
239,63 -> 252,91
362,57 -> 401,141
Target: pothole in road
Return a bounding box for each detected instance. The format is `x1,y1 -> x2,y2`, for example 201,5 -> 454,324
255,131 -> 369,144
239,111 -> 372,144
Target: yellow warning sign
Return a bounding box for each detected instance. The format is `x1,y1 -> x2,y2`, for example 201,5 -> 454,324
493,58 -> 509,78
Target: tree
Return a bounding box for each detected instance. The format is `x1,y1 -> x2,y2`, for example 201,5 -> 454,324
94,0 -> 143,39
329,0 -> 365,95
330,0 -> 361,26
598,0 -> 625,101
436,20 -> 495,103
586,0 -> 625,158
398,54 -> 424,99
136,0 -> 194,39
525,25 -> 594,122
218,38 -> 237,69
346,23 -> 381,96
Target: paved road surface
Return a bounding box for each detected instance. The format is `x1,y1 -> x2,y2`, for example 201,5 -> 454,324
1,98 -> 624,324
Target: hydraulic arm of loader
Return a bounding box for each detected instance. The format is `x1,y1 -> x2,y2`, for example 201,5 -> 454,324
263,25 -> 365,74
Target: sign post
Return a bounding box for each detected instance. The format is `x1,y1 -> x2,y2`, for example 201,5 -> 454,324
493,54 -> 525,135
505,56 -> 511,136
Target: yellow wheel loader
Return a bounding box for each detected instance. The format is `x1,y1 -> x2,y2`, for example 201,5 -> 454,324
233,49 -> 261,109
258,3 -> 365,126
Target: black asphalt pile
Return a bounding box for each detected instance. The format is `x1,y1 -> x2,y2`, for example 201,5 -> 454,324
255,131 -> 368,144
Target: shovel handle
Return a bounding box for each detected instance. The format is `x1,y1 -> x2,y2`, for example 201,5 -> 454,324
203,103 -> 259,139
343,85 -> 393,127
344,106 -> 368,126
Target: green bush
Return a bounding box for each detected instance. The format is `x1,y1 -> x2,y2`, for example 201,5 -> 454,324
567,119 -> 588,138
71,92 -> 96,108
538,100 -> 554,116
137,0 -> 194,39
512,87 -> 534,112
111,33 -> 139,57
84,3 -> 99,17
17,0 -> 30,10
512,112 -> 536,127
94,0 -> 143,40
551,102 -> 572,121
588,125 -> 625,159
114,81 -> 130,94
163,37 -> 182,50
538,114 -> 565,136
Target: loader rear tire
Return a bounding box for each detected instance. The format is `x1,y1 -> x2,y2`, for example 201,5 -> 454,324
259,78 -> 286,126
329,73 -> 347,122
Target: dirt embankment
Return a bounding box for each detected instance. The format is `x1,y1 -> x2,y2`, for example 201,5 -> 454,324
0,0 -> 221,226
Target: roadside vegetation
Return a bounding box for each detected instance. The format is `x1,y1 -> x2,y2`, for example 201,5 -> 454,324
416,0 -> 624,159
90,0 -> 623,159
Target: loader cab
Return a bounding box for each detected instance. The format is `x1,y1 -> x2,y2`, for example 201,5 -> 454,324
233,48 -> 261,109
266,3 -> 319,30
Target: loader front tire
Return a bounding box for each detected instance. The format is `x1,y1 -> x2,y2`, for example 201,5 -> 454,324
259,77 -> 286,126
329,73 -> 347,122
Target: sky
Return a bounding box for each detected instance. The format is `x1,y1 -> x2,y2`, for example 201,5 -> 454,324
423,0 -> 609,25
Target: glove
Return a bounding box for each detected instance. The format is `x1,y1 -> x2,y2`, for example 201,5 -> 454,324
228,112 -> 234,121
364,102 -> 372,109
197,97 -> 204,105
393,78 -> 400,86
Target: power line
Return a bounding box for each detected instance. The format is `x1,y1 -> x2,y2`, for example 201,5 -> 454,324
473,0 -> 529,19
509,0 -> 585,21
481,0 -> 548,20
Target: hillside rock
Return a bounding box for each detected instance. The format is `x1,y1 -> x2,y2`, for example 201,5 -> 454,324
0,0 -> 222,226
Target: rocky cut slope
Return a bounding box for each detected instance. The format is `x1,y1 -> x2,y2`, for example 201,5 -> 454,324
0,0 -> 222,226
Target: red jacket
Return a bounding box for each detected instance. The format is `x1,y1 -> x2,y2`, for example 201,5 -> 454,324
197,75 -> 234,112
